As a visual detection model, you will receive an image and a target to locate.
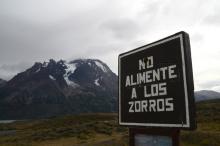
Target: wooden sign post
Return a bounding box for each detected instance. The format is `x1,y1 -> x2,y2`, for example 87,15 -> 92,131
118,31 -> 196,146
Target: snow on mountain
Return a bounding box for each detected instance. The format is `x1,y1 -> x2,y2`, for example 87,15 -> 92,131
42,62 -> 49,67
94,79 -> 100,86
35,68 -> 41,73
0,58 -> 118,119
64,62 -> 77,74
95,61 -> 108,72
49,75 -> 56,81
63,62 -> 78,87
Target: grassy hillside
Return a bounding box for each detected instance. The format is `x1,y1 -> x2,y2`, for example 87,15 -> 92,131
0,99 -> 219,146
181,99 -> 220,146
0,113 -> 128,146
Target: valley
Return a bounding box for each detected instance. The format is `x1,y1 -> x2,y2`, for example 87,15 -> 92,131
0,99 -> 219,146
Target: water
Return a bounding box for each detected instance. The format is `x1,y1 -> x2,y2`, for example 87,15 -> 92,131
0,120 -> 17,136
0,120 -> 16,124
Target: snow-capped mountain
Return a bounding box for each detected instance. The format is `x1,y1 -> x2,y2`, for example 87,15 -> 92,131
0,59 -> 117,119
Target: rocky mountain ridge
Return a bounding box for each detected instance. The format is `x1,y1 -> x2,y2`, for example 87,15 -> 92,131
194,90 -> 220,101
0,59 -> 117,119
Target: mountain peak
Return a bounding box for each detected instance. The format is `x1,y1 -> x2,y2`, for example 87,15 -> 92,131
70,59 -> 111,73
25,58 -> 113,88
0,58 -> 117,119
195,90 -> 220,101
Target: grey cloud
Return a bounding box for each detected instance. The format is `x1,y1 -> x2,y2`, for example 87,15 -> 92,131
140,1 -> 161,15
0,1 -> 127,76
0,1 -> 128,65
0,62 -> 32,80
0,13 -> 97,63
198,80 -> 220,89
211,85 -> 220,92
101,18 -> 141,41
0,14 -> 69,63
1,0 -> 220,90
191,33 -> 203,42
203,2 -> 220,25
204,13 -> 220,25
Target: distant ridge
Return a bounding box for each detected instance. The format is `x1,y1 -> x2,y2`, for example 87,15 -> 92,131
195,90 -> 220,102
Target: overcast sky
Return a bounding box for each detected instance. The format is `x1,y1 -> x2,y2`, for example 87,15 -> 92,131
0,0 -> 220,92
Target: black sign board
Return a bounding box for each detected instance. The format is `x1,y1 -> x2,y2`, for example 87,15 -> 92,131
118,31 -> 196,129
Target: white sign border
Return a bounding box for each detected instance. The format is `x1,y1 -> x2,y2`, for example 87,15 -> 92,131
118,34 -> 190,128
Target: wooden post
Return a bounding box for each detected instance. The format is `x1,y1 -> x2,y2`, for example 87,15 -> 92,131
129,128 -> 180,146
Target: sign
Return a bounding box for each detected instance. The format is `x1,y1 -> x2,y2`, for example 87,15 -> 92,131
118,31 -> 196,129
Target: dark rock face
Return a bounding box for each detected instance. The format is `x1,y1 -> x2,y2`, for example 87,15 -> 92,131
0,79 -> 6,88
0,59 -> 118,120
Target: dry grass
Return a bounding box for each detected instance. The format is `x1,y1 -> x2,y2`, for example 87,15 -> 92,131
0,100 -> 219,146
